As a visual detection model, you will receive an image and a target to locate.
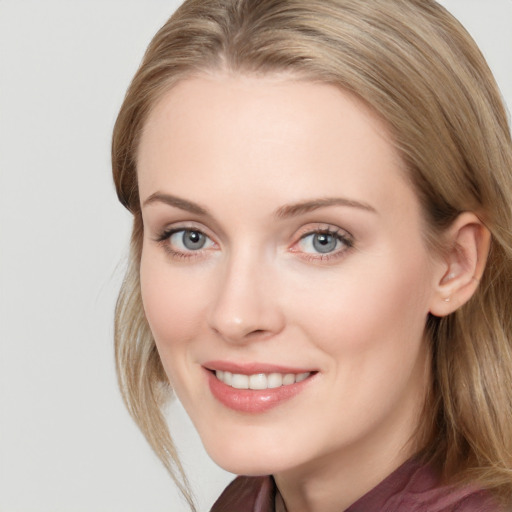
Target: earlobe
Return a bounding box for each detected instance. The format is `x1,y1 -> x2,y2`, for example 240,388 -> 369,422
429,212 -> 490,317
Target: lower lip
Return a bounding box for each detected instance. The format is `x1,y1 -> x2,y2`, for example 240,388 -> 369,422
206,370 -> 314,413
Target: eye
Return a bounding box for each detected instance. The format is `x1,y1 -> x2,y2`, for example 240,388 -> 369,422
168,229 -> 215,252
155,227 -> 217,259
301,232 -> 338,253
296,228 -> 353,258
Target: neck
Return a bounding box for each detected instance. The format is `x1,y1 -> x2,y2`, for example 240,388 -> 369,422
274,434 -> 416,512
273,368 -> 431,512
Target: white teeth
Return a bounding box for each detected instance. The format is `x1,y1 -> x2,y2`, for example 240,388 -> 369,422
249,373 -> 267,390
296,372 -> 310,383
215,370 -> 311,389
282,373 -> 296,386
267,373 -> 283,388
231,373 -> 249,389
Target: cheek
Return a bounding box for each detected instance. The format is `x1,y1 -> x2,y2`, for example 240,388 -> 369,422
285,252 -> 433,438
288,247 -> 433,358
139,250 -> 208,372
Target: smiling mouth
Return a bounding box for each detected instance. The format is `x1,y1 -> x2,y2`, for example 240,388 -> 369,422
214,370 -> 312,390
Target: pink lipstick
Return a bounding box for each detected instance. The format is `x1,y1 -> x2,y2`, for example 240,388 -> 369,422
204,361 -> 316,413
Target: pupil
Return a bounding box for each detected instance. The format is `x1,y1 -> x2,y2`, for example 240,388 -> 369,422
183,230 -> 205,250
313,233 -> 336,253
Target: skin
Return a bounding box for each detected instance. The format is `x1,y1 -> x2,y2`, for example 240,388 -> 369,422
137,74 -> 458,512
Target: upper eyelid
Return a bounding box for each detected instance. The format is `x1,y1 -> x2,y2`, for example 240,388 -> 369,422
293,224 -> 353,241
155,223 -> 215,241
156,214 -> 233,243
300,229 -> 351,242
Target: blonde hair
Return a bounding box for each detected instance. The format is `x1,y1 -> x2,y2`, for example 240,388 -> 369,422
112,0 -> 512,508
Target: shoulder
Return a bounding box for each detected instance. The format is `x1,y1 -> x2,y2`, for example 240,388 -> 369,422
210,475 -> 275,512
210,465 -> 507,512
397,486 -> 504,512
346,459 -> 506,512
387,464 -> 505,512
452,491 -> 508,512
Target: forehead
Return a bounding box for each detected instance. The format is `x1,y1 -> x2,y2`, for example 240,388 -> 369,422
137,74 -> 414,218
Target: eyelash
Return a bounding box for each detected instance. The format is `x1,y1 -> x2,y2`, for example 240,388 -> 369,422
155,227 -> 216,261
293,227 -> 354,262
154,225 -> 354,262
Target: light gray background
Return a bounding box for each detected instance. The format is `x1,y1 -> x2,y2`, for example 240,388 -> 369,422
0,1 -> 511,511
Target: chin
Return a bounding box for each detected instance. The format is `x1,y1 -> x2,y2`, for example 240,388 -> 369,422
200,429 -> 298,476
210,455 -> 292,477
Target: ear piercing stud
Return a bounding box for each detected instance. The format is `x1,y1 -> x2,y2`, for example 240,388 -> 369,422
443,297 -> 451,303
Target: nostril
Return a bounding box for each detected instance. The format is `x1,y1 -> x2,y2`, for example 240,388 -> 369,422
246,329 -> 269,338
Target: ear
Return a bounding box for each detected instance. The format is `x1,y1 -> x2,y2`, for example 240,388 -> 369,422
429,212 -> 490,317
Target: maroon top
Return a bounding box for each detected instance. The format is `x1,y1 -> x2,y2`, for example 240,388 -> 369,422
210,458 -> 504,512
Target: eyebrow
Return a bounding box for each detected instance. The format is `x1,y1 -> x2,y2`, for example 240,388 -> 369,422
274,197 -> 377,219
142,192 -> 208,215
142,192 -> 376,218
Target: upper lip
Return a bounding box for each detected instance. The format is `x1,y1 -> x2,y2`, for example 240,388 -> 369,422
203,360 -> 316,375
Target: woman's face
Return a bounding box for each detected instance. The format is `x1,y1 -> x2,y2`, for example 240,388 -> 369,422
137,74 -> 442,477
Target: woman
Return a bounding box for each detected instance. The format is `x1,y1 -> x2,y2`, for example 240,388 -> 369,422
112,1 -> 512,510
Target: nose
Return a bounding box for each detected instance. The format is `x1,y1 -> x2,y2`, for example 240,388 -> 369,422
207,249 -> 285,343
